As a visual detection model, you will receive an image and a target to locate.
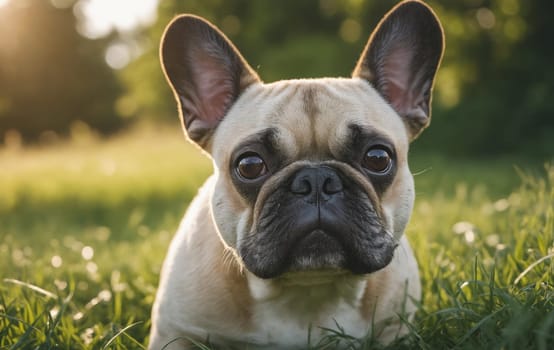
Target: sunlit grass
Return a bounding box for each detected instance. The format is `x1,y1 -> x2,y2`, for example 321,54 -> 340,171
1,125 -> 210,349
0,126 -> 552,349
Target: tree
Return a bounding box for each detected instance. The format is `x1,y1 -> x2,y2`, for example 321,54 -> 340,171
0,0 -> 123,142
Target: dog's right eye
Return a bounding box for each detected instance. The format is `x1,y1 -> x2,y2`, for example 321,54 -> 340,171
362,147 -> 393,174
236,153 -> 267,180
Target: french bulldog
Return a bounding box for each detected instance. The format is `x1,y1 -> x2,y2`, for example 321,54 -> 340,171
149,1 -> 444,349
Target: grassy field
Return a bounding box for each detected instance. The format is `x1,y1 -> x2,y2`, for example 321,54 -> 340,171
0,126 -> 552,349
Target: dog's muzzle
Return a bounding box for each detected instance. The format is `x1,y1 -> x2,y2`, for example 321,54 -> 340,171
239,165 -> 397,279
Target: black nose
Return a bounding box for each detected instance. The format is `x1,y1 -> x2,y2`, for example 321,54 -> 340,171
289,166 -> 343,202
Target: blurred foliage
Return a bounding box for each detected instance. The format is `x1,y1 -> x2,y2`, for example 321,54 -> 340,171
0,0 -> 552,156
422,0 -> 554,155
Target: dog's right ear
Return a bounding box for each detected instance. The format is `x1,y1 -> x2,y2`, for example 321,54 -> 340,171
353,1 -> 444,141
161,15 -> 260,150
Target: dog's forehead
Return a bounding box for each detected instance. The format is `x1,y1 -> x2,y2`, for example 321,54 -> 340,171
213,78 -> 409,160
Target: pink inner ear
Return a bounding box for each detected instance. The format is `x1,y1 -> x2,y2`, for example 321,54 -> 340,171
381,45 -> 414,116
191,51 -> 235,128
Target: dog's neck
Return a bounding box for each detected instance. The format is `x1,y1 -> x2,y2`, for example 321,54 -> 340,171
245,270 -> 367,316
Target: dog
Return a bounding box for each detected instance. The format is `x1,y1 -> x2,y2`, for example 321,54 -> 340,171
149,1 -> 444,348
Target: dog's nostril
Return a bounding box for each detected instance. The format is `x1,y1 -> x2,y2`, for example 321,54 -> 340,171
290,167 -> 343,197
323,176 -> 343,194
290,177 -> 312,195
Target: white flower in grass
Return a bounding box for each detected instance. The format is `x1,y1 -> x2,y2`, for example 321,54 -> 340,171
464,230 -> 475,244
452,221 -> 474,235
81,246 -> 94,260
85,289 -> 112,309
81,328 -> 95,346
493,198 -> 510,212
49,306 -> 60,319
98,289 -> 112,302
51,255 -> 63,268
54,279 -> 67,291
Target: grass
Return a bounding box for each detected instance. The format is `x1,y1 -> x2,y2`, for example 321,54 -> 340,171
0,125 -> 552,349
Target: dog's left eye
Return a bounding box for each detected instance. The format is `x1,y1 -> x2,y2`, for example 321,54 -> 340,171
236,153 -> 267,180
362,147 -> 392,174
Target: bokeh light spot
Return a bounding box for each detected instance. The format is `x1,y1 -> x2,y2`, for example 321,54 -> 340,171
86,261 -> 98,274
81,246 -> 94,260
105,43 -> 131,70
452,221 -> 475,235
504,17 -> 526,41
493,198 -> 510,212
55,279 -> 68,290
51,255 -> 63,268
476,8 -> 496,30
501,0 -> 520,16
464,230 -> 476,244
98,289 -> 112,302
339,18 -> 361,43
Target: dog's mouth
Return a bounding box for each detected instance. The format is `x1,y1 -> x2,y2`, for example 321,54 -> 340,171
287,229 -> 347,271
238,217 -> 397,279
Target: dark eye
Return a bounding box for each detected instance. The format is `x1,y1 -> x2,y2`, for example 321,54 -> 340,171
362,147 -> 392,174
236,153 -> 267,180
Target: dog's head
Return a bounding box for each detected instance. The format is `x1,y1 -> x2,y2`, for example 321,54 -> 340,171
160,1 -> 444,279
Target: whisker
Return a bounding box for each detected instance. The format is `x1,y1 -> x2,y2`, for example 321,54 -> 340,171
412,166 -> 432,176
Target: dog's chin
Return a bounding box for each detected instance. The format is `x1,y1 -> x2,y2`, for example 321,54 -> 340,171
239,225 -> 397,280
287,229 -> 347,272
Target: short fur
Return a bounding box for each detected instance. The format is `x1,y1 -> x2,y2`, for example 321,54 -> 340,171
150,1 -> 444,349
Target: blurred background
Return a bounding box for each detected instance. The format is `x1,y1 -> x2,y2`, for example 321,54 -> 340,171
1,2 -> 553,346
0,0 -> 552,156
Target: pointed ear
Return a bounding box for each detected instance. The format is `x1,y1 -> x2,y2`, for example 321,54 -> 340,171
353,0 -> 444,141
160,15 -> 260,149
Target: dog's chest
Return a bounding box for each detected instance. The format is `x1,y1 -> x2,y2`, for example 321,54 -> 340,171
248,301 -> 368,348
238,277 -> 370,348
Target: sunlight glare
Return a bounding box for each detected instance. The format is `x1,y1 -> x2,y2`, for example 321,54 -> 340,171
75,0 -> 158,39
0,0 -> 9,9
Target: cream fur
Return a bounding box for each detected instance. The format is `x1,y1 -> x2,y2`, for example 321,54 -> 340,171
149,79 -> 421,349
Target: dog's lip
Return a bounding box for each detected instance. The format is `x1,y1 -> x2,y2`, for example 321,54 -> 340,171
303,228 -> 332,238
294,227 -> 394,252
291,228 -> 341,248
287,228 -> 346,265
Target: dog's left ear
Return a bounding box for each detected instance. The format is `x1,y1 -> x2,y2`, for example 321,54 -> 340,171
160,15 -> 261,150
353,0 -> 444,141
